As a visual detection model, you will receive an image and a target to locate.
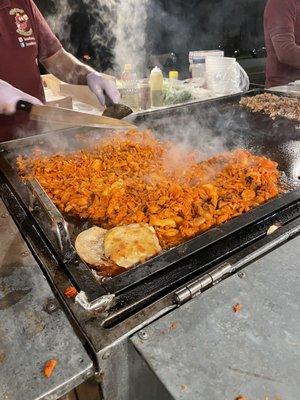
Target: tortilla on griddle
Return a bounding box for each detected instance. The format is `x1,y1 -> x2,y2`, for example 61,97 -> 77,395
104,223 -> 161,269
75,226 -> 107,266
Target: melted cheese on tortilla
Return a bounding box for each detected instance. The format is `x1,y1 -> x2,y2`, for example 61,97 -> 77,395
104,223 -> 161,268
75,226 -> 107,266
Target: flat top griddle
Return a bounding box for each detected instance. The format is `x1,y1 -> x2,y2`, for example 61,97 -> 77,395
0,89 -> 299,316
131,89 -> 300,181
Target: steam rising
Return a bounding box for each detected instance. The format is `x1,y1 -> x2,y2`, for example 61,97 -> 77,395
44,0 -> 264,77
114,0 -> 149,76
46,0 -> 116,71
46,0 -> 149,76
131,100 -> 251,164
46,1 -> 71,49
37,0 -> 250,157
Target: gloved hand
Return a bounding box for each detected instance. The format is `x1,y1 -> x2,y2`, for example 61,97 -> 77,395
0,80 -> 42,115
87,72 -> 121,106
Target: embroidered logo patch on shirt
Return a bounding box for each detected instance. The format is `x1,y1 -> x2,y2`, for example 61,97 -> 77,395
9,8 -> 33,37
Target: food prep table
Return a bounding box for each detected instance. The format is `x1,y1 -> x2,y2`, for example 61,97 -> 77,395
0,90 -> 299,400
0,198 -> 93,400
130,233 -> 300,400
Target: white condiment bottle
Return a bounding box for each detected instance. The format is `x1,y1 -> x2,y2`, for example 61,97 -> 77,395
150,66 -> 164,108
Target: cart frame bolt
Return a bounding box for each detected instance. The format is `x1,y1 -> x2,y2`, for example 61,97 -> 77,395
45,299 -> 59,314
102,351 -> 110,360
238,271 -> 246,279
138,331 -> 149,340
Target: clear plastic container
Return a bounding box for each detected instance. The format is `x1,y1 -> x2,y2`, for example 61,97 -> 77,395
191,58 -> 205,77
189,50 -> 224,65
150,66 -> 164,107
120,64 -> 140,111
189,50 -> 224,76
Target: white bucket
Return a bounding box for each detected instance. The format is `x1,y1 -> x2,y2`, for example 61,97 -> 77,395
205,56 -> 249,94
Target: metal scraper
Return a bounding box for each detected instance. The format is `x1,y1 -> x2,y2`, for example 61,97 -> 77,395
102,94 -> 133,119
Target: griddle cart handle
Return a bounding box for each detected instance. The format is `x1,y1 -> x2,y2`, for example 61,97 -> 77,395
16,100 -> 33,113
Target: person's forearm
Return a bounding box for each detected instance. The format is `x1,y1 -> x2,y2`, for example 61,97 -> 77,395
42,48 -> 96,85
42,48 -> 120,106
272,33 -> 300,68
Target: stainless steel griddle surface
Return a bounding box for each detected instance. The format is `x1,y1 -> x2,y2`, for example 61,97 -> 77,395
131,89 -> 300,182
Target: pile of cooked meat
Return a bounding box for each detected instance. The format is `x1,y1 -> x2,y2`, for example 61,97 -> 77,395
240,93 -> 300,121
17,130 -> 281,274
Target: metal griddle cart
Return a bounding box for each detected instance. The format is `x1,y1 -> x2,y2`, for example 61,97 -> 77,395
0,90 -> 299,400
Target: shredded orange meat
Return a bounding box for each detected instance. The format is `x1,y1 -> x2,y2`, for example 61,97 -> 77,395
17,130 -> 281,249
43,359 -> 57,378
232,303 -> 243,313
64,286 -> 78,298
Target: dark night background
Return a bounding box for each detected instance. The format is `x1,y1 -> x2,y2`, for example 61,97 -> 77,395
35,0 -> 267,83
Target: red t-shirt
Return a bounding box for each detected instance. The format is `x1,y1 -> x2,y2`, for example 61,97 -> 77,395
264,0 -> 300,88
0,0 -> 62,142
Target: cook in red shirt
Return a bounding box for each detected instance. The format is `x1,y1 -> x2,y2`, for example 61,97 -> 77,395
0,0 -> 120,142
264,0 -> 300,88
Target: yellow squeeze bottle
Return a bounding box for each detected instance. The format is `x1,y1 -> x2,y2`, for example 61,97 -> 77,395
169,70 -> 179,80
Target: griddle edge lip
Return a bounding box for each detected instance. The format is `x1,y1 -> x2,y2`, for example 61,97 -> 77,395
0,172 -> 108,302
